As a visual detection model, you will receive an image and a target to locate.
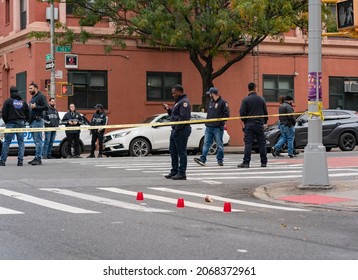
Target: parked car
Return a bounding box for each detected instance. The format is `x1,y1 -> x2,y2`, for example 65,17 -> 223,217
262,109 -> 358,152
0,112 -> 92,158
103,112 -> 230,157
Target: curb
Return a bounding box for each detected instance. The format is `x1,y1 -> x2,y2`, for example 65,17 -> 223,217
254,180 -> 358,212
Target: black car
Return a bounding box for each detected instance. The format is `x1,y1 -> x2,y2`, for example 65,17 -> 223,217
262,109 -> 358,152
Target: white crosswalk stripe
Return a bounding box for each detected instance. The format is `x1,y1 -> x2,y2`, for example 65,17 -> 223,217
0,189 -> 99,214
76,157 -> 358,182
0,206 -> 23,215
40,188 -> 172,213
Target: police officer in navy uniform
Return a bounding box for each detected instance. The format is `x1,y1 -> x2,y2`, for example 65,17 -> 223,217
62,103 -> 83,158
163,84 -> 191,180
194,87 -> 230,166
238,82 -> 268,168
87,104 -> 108,158
43,97 -> 60,159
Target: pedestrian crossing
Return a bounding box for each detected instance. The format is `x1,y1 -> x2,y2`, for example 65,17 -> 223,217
0,185 -> 308,216
73,156 -> 358,184
2,156 -> 356,215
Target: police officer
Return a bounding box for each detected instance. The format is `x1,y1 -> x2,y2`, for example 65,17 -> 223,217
43,98 -> 60,159
87,104 -> 108,158
0,86 -> 30,166
163,84 -> 191,180
194,87 -> 230,166
238,82 -> 268,168
62,103 -> 83,158
28,82 -> 49,165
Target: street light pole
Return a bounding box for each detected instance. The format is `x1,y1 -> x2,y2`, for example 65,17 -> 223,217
50,0 -> 56,99
301,0 -> 330,186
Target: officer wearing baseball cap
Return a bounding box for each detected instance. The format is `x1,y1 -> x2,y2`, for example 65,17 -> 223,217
194,87 -> 230,167
87,104 -> 108,158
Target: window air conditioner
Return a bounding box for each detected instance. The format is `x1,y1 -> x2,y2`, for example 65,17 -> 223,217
344,81 -> 358,93
350,81 -> 358,92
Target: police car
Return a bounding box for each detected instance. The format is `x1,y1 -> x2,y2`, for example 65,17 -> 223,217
0,112 -> 92,158
103,112 -> 230,157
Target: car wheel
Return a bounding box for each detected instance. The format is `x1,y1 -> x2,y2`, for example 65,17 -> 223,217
129,138 -> 151,157
339,132 -> 356,151
208,141 -> 218,155
60,140 -> 83,158
325,147 -> 332,152
199,138 -> 218,155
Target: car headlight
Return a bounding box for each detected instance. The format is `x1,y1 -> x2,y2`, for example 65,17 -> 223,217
112,131 -> 131,138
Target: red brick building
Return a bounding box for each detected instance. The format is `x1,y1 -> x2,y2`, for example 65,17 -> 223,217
1,1 -> 358,145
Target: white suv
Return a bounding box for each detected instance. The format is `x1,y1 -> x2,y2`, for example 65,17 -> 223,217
103,112 -> 230,157
0,112 -> 92,158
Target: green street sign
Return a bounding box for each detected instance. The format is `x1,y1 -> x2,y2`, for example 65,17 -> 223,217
56,46 -> 71,53
46,54 -> 53,62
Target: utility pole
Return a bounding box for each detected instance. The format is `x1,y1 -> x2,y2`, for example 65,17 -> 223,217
301,0 -> 330,186
50,0 -> 56,98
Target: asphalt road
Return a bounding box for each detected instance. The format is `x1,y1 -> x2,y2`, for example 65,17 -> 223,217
0,152 -> 357,260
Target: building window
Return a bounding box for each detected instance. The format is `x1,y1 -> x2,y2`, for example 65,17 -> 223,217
20,0 -> 27,30
329,77 -> 358,110
66,1 -> 97,15
5,0 -> 10,24
16,71 -> 27,102
68,71 -> 108,109
263,75 -> 294,102
66,3 -> 74,15
147,72 -> 182,101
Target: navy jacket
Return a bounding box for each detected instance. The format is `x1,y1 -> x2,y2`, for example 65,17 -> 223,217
62,110 -> 83,134
167,94 -> 191,131
44,106 -> 60,127
90,111 -> 108,133
206,96 -> 230,128
240,92 -> 268,125
2,92 -> 30,124
29,91 -> 48,121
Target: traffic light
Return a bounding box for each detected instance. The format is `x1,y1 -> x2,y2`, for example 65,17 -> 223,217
60,83 -> 73,96
337,0 -> 358,30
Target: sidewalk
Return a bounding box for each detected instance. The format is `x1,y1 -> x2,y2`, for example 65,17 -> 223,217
255,180 -> 358,212
226,146 -> 358,212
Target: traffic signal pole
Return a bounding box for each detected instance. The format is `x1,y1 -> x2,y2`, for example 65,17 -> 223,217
50,1 -> 56,99
301,0 -> 330,186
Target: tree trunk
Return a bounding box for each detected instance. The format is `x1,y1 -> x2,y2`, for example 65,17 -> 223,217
189,50 -> 214,111
200,74 -> 213,112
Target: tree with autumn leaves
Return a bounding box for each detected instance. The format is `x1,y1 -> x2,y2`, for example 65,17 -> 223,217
51,0 -> 333,108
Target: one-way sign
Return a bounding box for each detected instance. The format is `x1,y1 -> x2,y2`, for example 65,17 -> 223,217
45,61 -> 55,71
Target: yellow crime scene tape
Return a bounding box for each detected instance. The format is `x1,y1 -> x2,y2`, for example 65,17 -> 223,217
0,111 -> 317,134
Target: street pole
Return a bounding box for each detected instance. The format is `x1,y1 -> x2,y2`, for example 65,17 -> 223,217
301,0 -> 330,186
50,1 -> 56,99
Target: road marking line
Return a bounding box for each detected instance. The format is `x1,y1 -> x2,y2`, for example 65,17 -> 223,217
188,175 -> 302,179
41,188 -> 172,213
182,172 -> 358,180
151,187 -> 310,212
0,189 -> 99,214
201,180 -> 223,185
0,206 -> 23,215
144,166 -> 306,173
186,170 -> 303,176
98,188 -> 243,212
